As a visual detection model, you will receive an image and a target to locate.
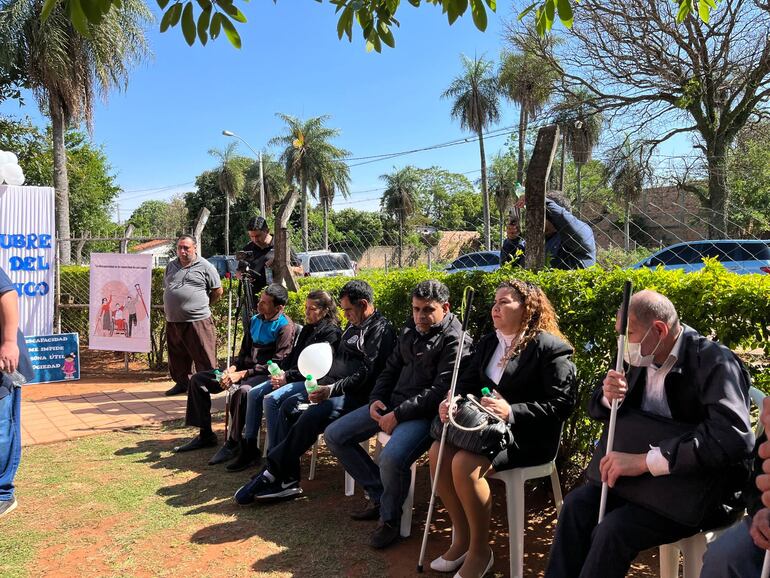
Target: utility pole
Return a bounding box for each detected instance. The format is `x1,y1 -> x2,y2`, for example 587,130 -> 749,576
259,152 -> 266,217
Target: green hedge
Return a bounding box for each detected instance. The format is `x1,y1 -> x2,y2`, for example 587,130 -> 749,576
60,260 -> 769,467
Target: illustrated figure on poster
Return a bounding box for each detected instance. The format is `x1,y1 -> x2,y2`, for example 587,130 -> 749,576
62,353 -> 76,380
95,295 -> 114,337
125,295 -> 138,338
113,304 -> 126,335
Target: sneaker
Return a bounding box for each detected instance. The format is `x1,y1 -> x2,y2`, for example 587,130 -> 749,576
350,500 -> 380,521
208,440 -> 239,465
234,472 -> 268,506
0,497 -> 17,518
173,432 -> 218,453
369,521 -> 400,549
165,382 -> 188,396
254,473 -> 303,500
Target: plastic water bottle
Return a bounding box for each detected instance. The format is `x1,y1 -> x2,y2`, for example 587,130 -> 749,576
514,182 -> 525,197
3,370 -> 26,387
481,387 -> 496,398
267,360 -> 283,377
304,374 -> 318,394
265,267 -> 273,284
213,369 -> 223,382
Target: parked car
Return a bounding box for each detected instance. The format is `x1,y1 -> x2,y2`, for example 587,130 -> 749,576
630,240 -> 770,275
445,250 -> 501,274
206,254 -> 238,278
297,250 -> 356,278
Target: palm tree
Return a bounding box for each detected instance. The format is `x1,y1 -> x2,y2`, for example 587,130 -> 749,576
380,166 -> 420,267
316,158 -> 350,250
442,54 -> 500,250
554,91 -> 602,214
498,50 -> 559,185
605,138 -> 647,251
270,114 -> 349,252
0,0 -> 150,264
488,152 -> 518,245
209,143 -> 245,256
245,153 -> 289,216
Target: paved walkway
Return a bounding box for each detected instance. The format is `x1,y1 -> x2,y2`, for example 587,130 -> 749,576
20,378 -> 226,446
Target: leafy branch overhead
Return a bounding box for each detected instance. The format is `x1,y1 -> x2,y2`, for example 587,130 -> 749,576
40,0 -> 718,50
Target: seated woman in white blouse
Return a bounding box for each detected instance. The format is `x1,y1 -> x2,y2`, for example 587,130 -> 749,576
429,280 -> 577,578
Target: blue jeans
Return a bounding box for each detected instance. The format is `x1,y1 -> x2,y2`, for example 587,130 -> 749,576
325,404 -> 432,524
243,380 -> 273,440
0,377 -> 21,502
263,381 -> 307,451
701,516 -> 765,578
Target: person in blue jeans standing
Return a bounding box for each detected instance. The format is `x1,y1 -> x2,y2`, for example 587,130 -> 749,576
325,280 -> 472,549
0,266 -> 34,518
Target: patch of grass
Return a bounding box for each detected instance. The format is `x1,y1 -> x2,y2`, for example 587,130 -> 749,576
1,422 -> 387,578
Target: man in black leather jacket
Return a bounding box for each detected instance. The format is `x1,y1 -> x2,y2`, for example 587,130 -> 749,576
325,280 -> 472,549
233,280 -> 397,505
546,289 -> 753,578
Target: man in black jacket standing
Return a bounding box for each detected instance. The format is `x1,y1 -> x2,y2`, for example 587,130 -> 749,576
234,280 -> 396,505
325,280 -> 472,549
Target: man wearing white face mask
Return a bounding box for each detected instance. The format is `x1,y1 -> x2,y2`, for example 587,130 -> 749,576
545,289 -> 754,578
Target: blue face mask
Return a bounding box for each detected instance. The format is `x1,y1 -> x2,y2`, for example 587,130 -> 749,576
250,313 -> 288,345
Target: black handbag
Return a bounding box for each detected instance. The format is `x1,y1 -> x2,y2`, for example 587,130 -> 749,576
430,397 -> 515,458
586,408 -> 726,527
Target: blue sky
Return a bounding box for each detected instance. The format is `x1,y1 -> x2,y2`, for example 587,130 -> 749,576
1,2 -> 529,221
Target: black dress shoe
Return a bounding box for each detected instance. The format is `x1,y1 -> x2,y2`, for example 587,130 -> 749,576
208,440 -> 239,465
369,521 -> 400,549
351,501 -> 380,521
165,382 -> 188,396
173,433 -> 218,453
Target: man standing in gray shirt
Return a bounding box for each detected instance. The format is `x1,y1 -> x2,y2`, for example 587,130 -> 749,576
164,235 -> 223,396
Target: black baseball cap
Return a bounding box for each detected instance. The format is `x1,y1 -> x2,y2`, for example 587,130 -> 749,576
247,216 -> 269,232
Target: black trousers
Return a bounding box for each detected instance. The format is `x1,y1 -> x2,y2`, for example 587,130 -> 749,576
166,318 -> 217,389
267,395 -> 355,482
185,370 -> 265,436
545,484 -> 699,578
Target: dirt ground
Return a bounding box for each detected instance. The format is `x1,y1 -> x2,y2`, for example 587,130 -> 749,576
15,350 -> 662,578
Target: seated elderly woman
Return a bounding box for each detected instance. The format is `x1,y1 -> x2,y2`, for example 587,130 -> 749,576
429,279 -> 576,578
225,289 -> 341,472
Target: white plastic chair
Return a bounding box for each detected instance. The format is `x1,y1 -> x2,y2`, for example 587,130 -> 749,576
375,431 -> 418,538
658,385 -> 766,578
489,459 -> 564,578
308,434 -> 362,497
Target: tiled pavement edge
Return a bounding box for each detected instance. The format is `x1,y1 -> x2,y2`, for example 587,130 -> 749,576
21,381 -> 226,446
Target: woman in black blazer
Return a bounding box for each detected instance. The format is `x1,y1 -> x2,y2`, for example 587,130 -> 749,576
428,280 -> 576,577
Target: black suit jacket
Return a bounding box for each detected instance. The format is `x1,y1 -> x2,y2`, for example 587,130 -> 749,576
588,325 -> 754,525
458,330 -> 577,468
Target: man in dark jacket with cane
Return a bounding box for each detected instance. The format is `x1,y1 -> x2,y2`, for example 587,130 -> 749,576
325,279 -> 472,549
545,289 -> 753,578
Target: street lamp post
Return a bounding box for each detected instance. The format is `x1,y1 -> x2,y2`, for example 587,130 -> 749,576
222,130 -> 265,216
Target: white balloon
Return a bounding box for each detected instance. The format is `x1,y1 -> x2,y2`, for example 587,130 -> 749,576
0,164 -> 8,184
297,342 -> 334,380
0,151 -> 13,165
5,164 -> 24,186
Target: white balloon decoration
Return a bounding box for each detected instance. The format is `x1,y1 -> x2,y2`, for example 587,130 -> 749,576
0,149 -> 25,186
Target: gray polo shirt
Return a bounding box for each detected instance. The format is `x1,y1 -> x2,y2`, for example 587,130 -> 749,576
163,256 -> 221,322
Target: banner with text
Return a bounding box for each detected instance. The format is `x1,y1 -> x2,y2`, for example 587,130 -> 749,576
0,185 -> 55,336
88,253 -> 153,353
25,333 -> 80,383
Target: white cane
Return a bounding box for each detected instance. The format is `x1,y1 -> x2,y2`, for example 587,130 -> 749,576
417,287 -> 474,573
598,280 -> 633,523
224,272 -> 234,441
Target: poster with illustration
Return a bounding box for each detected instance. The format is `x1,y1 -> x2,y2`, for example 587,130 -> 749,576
88,253 -> 153,353
24,333 -> 80,383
